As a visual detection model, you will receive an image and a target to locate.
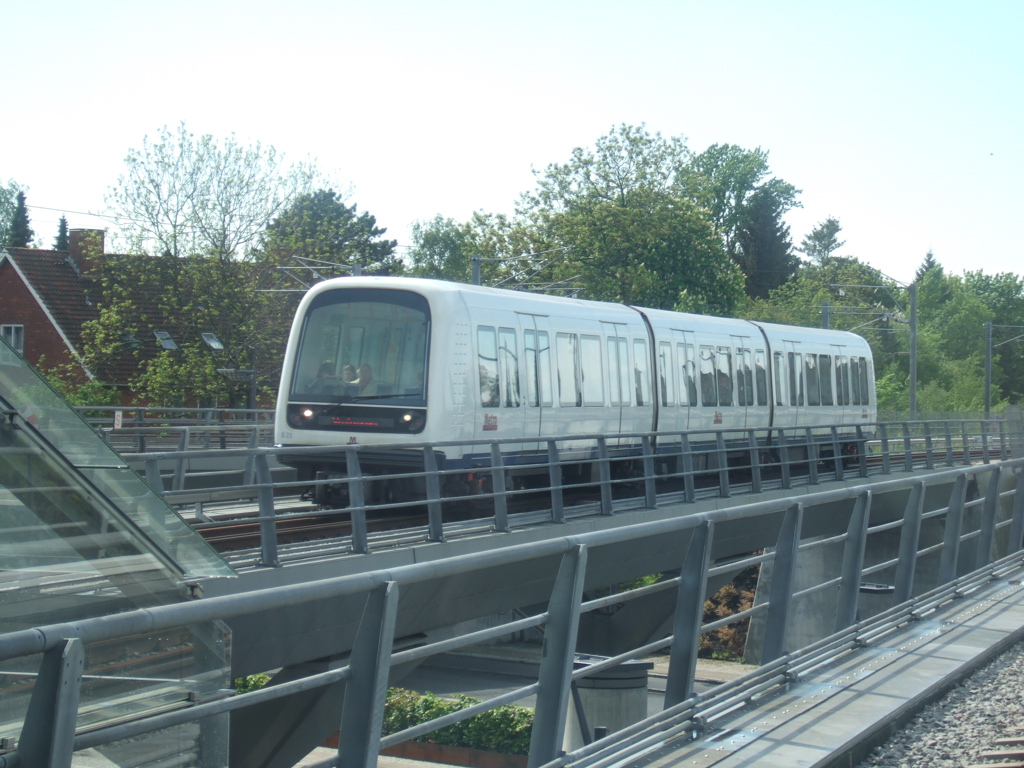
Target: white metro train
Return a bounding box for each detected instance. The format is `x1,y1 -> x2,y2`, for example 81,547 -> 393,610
275,277 -> 876,502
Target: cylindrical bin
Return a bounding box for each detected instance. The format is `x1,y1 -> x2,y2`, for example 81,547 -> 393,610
563,655 -> 653,753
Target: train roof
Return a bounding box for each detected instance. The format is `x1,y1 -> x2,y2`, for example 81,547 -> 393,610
304,276 -> 870,348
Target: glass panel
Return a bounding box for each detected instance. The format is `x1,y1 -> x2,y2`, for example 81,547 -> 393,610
633,339 -> 650,407
498,328 -> 520,408
556,333 -> 580,407
658,342 -> 674,406
581,335 -> 604,406
806,354 -> 820,406
679,343 -> 697,406
851,357 -> 862,405
716,347 -> 733,407
819,354 -> 833,406
478,326 -> 500,407
291,288 -> 429,404
755,350 -> 768,406
859,356 -> 870,406
700,345 -> 717,407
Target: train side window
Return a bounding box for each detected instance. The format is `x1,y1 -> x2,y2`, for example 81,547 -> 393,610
700,345 -> 718,406
755,350 -> 768,406
858,357 -> 870,405
850,357 -> 862,405
608,337 -> 630,406
819,354 -> 833,405
525,330 -> 552,407
634,339 -> 651,407
678,343 -> 697,406
774,351 -> 786,407
835,356 -> 848,406
478,326 -> 500,408
716,347 -> 733,406
498,327 -> 520,407
581,334 -> 604,406
735,348 -> 749,406
806,354 -> 820,406
788,352 -> 804,406
658,341 -> 675,406
556,332 -> 581,407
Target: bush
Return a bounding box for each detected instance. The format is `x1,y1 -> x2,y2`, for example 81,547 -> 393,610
382,687 -> 533,756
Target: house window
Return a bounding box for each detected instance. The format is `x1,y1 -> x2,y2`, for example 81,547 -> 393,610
1,325 -> 24,354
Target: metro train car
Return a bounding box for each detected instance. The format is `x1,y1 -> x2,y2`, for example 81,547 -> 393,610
275,276 -> 876,503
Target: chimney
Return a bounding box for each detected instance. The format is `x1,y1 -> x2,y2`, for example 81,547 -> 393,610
68,229 -> 105,273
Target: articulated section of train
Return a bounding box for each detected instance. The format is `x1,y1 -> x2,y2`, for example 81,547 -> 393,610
274,277 -> 875,504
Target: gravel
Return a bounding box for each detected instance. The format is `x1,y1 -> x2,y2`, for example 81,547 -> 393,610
857,639 -> 1024,767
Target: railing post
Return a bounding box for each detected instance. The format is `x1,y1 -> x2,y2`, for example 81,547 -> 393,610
346,447 -> 369,554
547,440 -> 564,524
136,409 -> 145,452
805,428 -> 818,485
254,452 -> 280,567
422,448 -> 445,542
975,467 -> 1002,571
835,491 -> 872,632
893,481 -> 926,603
943,421 -> 955,467
923,422 -> 935,469
902,422 -> 914,472
242,428 -> 258,486
748,430 -> 762,494
879,423 -> 892,475
337,581 -> 400,768
219,410 -> 227,450
642,435 -> 656,509
490,443 -> 509,533
961,422 -> 972,466
597,437 -> 613,515
681,433 -> 696,503
761,503 -> 804,663
528,544 -> 587,768
830,426 -> 844,481
778,429 -> 792,489
715,432 -> 730,498
981,420 -> 992,464
172,430 -> 188,491
938,475 -> 968,585
664,519 -> 714,707
856,425 -> 869,478
18,637 -> 84,768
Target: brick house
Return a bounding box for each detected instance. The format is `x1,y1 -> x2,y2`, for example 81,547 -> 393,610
0,229 -> 142,399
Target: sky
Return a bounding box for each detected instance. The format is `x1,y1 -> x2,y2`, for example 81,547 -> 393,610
3,0 -> 1022,287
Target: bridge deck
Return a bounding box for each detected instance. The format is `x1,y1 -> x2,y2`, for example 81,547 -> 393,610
628,572 -> 1024,768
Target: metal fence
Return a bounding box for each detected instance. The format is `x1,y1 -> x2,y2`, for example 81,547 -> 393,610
124,418 -> 1017,568
3,456 -> 1023,768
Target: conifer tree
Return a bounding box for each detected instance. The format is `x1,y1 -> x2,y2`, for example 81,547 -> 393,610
7,191 -> 34,247
53,215 -> 69,250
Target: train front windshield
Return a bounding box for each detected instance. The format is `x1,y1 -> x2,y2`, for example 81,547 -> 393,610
290,288 -> 429,408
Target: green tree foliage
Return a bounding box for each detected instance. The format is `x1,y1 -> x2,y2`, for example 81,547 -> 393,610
105,122 -> 320,260
407,215 -> 474,281
0,179 -> 23,246
7,190 -> 34,248
518,124 -> 745,311
798,217 -> 845,266
53,215 -> 69,250
733,180 -> 799,299
259,189 -> 399,278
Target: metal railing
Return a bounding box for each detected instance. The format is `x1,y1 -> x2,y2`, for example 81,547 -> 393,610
126,418 -> 1015,567
73,406 -> 276,453
3,456 -> 1023,768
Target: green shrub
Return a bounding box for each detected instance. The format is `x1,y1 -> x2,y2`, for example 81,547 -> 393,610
382,687 -> 533,756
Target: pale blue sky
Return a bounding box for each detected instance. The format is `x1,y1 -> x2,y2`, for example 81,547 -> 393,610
3,0 -> 1021,285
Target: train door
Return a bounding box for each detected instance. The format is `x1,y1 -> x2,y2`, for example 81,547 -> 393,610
780,340 -> 805,426
731,335 -> 754,430
519,313 -> 552,451
669,330 -> 697,432
603,322 -> 629,447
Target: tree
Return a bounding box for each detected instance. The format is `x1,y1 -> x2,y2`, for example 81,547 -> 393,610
53,215 -> 69,250
518,124 -> 745,311
0,179 -> 22,246
407,215 -> 474,281
798,217 -> 845,265
733,180 -> 799,299
7,190 -> 34,247
914,250 -> 940,283
105,122 -> 320,260
259,189 -> 399,278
